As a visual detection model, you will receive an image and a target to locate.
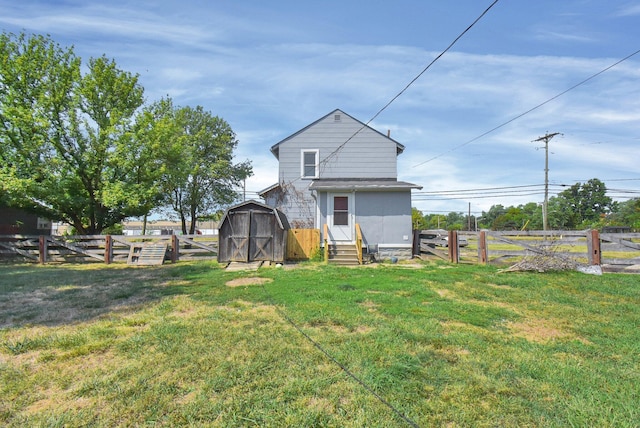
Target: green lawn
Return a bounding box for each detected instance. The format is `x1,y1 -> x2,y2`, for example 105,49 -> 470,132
1,261 -> 638,427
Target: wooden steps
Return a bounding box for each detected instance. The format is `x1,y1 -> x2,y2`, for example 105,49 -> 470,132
327,243 -> 360,265
127,242 -> 167,265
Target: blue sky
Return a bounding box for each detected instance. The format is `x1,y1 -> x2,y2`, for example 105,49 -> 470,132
2,0 -> 639,215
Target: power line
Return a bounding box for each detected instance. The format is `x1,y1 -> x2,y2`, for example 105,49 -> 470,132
246,181 -> 638,200
321,0 -> 501,167
412,48 -> 640,168
421,209 -> 484,214
362,0 -> 501,131
260,283 -> 420,428
258,1 -> 501,195
414,183 -> 546,194
569,177 -> 640,183
413,192 -> 548,201
413,190 -> 638,205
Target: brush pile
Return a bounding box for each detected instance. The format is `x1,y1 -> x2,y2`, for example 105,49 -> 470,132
500,245 -> 577,273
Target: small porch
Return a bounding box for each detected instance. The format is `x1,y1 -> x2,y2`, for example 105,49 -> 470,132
313,182 -> 419,264
323,223 -> 364,265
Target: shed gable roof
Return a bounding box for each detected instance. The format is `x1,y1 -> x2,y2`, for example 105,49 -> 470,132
269,109 -> 405,160
218,199 -> 290,230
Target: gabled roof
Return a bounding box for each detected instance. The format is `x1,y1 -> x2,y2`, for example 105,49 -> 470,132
269,109 -> 405,160
257,182 -> 280,197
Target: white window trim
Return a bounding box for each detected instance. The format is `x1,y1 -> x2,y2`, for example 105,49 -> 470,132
301,149 -> 319,179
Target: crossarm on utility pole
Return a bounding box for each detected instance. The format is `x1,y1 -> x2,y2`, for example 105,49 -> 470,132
532,132 -> 562,231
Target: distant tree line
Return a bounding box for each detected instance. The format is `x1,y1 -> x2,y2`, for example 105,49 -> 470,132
413,178 -> 640,231
0,32 -> 252,234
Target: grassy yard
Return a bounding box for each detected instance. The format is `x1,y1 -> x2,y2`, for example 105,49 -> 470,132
0,261 -> 638,427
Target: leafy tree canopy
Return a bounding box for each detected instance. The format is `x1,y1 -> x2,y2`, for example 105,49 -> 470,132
548,178 -> 613,229
412,207 -> 428,230
1,32 -> 251,235
428,178 -> 627,231
0,32 -> 155,234
148,100 -> 252,234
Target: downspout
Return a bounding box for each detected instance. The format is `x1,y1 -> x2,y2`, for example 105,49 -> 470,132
311,188 -> 320,232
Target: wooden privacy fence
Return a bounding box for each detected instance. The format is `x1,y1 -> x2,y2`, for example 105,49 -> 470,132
286,228 -> 320,260
0,234 -> 218,264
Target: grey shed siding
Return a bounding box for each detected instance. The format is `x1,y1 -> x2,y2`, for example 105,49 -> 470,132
218,201 -> 289,263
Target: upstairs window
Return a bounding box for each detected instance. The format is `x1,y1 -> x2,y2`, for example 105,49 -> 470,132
301,149 -> 319,178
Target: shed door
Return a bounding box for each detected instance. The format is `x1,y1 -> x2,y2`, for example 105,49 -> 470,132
228,210 -> 275,262
328,193 -> 353,242
249,211 -> 274,261
228,211 -> 250,262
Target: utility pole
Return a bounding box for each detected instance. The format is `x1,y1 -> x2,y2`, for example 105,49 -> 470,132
532,132 -> 561,231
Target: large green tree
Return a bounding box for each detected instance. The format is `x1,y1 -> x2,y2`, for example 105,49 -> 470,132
0,32 -> 155,233
153,102 -> 252,234
479,204 -> 506,229
491,202 -> 542,230
412,207 -> 428,230
472,179 -> 615,230
548,178 -> 613,229
606,198 -> 640,230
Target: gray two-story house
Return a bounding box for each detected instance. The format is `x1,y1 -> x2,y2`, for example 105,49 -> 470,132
259,109 -> 421,261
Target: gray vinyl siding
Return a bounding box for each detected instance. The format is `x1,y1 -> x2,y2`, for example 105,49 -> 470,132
276,113 -> 399,226
354,192 -> 413,247
317,191 -> 413,247
277,114 -> 398,181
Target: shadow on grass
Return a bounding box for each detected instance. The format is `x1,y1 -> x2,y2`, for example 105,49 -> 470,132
0,262 -> 212,328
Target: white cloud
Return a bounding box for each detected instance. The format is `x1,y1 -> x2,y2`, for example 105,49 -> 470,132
2,0 -> 638,213
534,31 -> 596,44
1,5 -> 215,45
159,68 -> 203,83
614,3 -> 640,16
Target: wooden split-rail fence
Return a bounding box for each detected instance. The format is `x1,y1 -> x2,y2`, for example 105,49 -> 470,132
2,230 -> 639,273
0,229 -> 318,265
421,229 -> 640,273
0,234 -> 219,265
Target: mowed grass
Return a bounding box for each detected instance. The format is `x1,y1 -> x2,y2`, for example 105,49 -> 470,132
0,261 -> 638,427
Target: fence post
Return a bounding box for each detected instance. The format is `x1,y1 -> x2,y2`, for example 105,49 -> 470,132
478,231 -> 488,264
587,229 -> 601,265
448,230 -> 459,264
171,235 -> 179,263
412,229 -> 421,256
105,235 -> 113,264
39,235 -> 47,264
323,224 -> 329,263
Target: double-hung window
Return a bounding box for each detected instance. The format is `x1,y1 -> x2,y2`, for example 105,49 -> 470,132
301,149 -> 319,179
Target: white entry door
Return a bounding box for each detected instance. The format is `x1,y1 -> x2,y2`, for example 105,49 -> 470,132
328,193 -> 353,242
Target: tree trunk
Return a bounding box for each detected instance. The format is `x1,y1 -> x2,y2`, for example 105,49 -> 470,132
189,200 -> 198,234
180,213 -> 188,235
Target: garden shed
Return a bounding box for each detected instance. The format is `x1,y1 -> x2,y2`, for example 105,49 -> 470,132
218,200 -> 290,263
